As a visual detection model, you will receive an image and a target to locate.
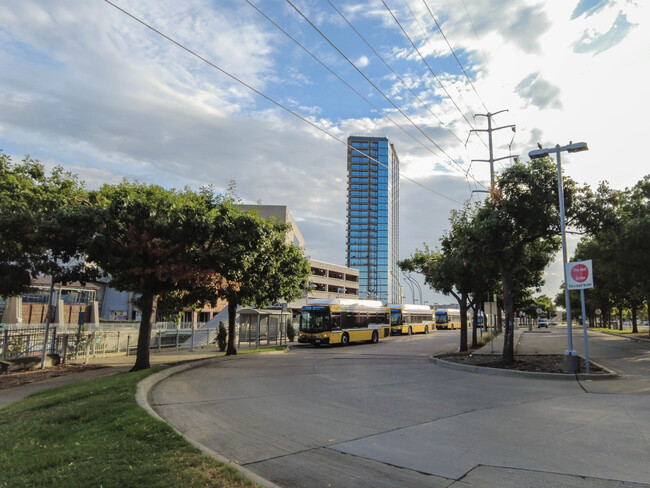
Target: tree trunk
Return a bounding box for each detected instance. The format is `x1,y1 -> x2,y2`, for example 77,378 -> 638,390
226,299 -> 238,356
618,309 -> 623,331
450,291 -> 468,352
496,305 -> 503,333
500,268 -> 515,363
459,295 -> 469,352
631,305 -> 638,334
647,295 -> 650,337
132,291 -> 157,371
471,299 -> 480,349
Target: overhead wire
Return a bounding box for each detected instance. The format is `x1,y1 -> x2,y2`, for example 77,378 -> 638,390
381,0 -> 481,138
461,0 -> 490,71
326,0 -> 466,148
420,0 -> 489,113
244,0 -> 448,163
402,0 -> 471,119
102,0 -> 463,205
284,0 -> 486,190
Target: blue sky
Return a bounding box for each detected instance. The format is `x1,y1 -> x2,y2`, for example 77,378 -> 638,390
0,0 -> 648,305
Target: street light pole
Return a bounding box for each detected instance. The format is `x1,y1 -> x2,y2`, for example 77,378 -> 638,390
402,274 -> 415,304
529,142 -> 588,374
555,146 -> 573,354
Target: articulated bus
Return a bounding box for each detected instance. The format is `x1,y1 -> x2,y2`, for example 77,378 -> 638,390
388,304 -> 435,335
435,308 -> 469,330
298,299 -> 390,346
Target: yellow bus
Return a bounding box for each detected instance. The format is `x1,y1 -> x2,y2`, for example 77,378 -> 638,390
389,304 -> 434,335
435,308 -> 469,330
298,299 -> 390,346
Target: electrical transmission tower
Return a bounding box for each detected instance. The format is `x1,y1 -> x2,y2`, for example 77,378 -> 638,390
470,110 -> 517,190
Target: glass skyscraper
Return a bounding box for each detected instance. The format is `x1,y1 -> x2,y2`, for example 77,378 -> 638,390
346,134 -> 400,304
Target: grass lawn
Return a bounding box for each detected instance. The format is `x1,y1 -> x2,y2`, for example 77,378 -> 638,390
592,326 -> 649,335
0,367 -> 260,488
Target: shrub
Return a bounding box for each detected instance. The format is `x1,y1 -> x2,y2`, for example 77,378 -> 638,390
216,321 -> 227,352
286,319 -> 296,342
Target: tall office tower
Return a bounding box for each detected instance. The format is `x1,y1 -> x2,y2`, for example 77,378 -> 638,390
346,134 -> 400,304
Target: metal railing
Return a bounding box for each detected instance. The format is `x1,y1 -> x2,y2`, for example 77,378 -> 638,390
0,324 -> 218,364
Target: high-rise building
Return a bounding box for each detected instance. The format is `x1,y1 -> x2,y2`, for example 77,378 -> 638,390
346,134 -> 400,304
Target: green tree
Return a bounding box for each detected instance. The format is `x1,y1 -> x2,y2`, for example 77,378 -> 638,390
0,152 -> 94,297
85,182 -> 226,371
620,176 -> 650,334
475,158 -> 563,362
573,177 -> 649,333
211,205 -> 310,356
400,204 -> 495,352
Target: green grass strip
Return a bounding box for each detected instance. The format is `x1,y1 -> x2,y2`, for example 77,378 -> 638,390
0,368 -> 258,488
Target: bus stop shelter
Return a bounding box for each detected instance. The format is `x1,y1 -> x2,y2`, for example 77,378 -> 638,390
238,307 -> 288,348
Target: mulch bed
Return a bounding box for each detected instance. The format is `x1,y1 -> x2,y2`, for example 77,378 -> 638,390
0,364 -> 108,390
437,352 -> 605,374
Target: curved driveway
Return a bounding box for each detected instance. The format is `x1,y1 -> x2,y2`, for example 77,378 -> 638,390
150,331 -> 650,487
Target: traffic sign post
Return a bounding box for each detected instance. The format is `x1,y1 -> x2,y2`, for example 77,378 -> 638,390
565,260 -> 594,290
566,260 -> 594,373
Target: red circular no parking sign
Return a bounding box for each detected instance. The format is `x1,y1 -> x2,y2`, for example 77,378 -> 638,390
571,264 -> 589,283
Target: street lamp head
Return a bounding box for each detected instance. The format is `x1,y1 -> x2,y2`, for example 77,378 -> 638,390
529,141 -> 589,159
567,142 -> 589,153
528,148 -> 550,159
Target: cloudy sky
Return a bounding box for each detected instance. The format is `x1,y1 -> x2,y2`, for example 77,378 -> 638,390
1,0 -> 647,306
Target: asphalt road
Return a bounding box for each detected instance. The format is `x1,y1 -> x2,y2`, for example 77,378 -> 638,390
150,330 -> 650,487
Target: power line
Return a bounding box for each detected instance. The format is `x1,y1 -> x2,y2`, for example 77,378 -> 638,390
326,0 -> 466,148
461,0 -> 490,70
421,0 -> 489,113
245,0 -> 449,166
285,0 -> 486,189
399,0 -> 481,141
381,0 -> 480,138
102,0 -> 463,205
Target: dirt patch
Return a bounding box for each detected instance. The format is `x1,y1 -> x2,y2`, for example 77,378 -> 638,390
437,352 -> 606,374
0,363 -> 108,390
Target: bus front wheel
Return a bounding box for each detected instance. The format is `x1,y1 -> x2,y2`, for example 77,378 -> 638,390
341,333 -> 349,346
371,331 -> 378,344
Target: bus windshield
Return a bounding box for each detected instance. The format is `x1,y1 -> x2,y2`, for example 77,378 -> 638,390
435,312 -> 448,324
300,306 -> 331,333
390,309 -> 403,325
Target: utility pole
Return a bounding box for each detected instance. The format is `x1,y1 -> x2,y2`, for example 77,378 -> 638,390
470,110 -> 517,190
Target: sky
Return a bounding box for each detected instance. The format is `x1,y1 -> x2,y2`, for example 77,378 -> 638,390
1,0 -> 648,307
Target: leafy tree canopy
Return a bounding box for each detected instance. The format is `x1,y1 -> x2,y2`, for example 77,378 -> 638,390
0,152 -> 94,297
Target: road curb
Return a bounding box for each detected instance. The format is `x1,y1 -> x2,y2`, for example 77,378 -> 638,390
136,355 -> 283,488
592,329 -> 650,343
430,355 -> 618,381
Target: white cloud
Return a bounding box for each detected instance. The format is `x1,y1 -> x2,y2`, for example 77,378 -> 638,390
0,0 -> 648,305
356,55 -> 370,67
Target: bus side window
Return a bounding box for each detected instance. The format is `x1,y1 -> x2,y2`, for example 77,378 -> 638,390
331,315 -> 340,329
